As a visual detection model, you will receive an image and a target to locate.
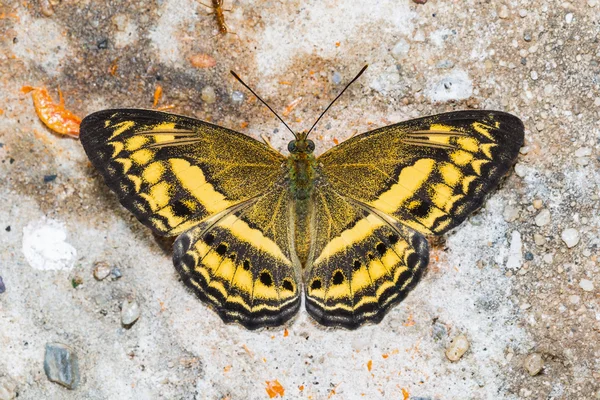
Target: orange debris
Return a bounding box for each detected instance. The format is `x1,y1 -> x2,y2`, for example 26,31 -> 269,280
109,58 -> 119,76
283,329 -> 289,337
402,388 -> 409,400
189,54 -> 217,68
282,97 -> 302,117
223,365 -> 231,373
22,86 -> 80,137
298,385 -> 304,391
265,380 -> 285,398
403,313 -> 415,327
240,121 -> 249,129
382,354 -> 389,359
367,360 -> 372,372
333,138 -> 339,145
335,41 -> 340,47
153,85 -> 163,107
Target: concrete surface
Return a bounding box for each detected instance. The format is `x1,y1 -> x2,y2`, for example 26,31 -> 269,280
0,0 -> 598,399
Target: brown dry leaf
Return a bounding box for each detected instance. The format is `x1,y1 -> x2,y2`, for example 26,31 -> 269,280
189,54 -> 217,68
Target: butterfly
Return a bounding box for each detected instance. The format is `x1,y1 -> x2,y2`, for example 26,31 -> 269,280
79,66 -> 524,330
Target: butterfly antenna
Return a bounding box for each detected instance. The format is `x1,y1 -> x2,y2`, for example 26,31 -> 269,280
230,70 -> 297,139
305,64 -> 368,138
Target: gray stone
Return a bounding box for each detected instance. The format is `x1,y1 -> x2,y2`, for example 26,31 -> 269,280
445,334 -> 469,361
44,343 -> 80,389
121,299 -> 141,328
523,353 -> 544,376
231,90 -> 244,104
0,276 -> 5,294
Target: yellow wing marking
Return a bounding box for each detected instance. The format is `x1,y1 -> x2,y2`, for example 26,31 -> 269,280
450,150 -> 473,166
370,159 -> 435,214
314,214 -> 384,265
131,149 -> 154,165
170,158 -> 234,213
108,120 -> 135,140
142,162 -> 165,184
472,121 -> 495,140
220,214 -> 290,264
439,162 -> 463,186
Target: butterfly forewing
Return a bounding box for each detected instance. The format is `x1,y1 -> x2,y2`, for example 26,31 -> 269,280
317,111 -> 524,236
80,109 -> 286,236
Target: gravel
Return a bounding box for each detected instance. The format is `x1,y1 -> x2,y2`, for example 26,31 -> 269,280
43,343 -> 80,390
445,334 -> 470,362
561,228 -> 580,248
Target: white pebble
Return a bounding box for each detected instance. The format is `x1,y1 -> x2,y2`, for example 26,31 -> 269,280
121,299 -> 141,327
569,295 -> 580,304
445,334 -> 470,361
514,163 -> 527,178
519,9 -> 528,17
589,0 -> 598,7
579,279 -> 594,292
575,147 -> 592,157
565,13 -> 573,23
506,231 -> 523,270
535,209 -> 551,226
498,5 -> 509,19
530,70 -> 538,80
391,39 -> 411,60
503,205 -> 520,222
0,377 -> 17,400
561,228 -> 580,248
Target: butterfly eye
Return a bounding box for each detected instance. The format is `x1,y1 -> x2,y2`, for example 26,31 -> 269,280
288,141 -> 298,153
306,140 -> 315,152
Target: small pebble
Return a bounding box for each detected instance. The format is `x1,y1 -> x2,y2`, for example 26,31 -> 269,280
331,71 -> 342,85
43,174 -> 57,183
534,209 -> 551,226
436,60 -> 454,69
561,228 -> 580,248
589,0 -> 598,7
498,5 -> 509,19
565,13 -> 573,23
201,86 -> 217,104
530,70 -> 538,80
534,234 -> 546,246
93,262 -> 111,281
111,266 -> 122,280
231,90 -> 244,105
412,0 -> 427,3
391,39 -> 411,60
523,353 -> 544,376
0,377 -> 16,400
579,279 -> 594,292
44,343 -> 80,389
574,147 -> 592,157
543,254 -> 553,264
40,0 -> 54,17
0,276 -> 5,294
569,295 -> 580,304
445,334 -> 469,361
523,31 -> 532,41
122,299 -> 141,328
519,9 -> 527,17
532,199 -> 543,209
514,163 -> 526,178
503,205 -> 519,222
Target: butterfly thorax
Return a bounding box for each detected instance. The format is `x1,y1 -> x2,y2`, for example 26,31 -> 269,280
287,137 -> 317,265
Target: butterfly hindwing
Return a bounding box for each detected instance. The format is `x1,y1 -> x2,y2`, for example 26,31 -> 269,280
80,109 -> 286,236
173,185 -> 301,329
305,186 -> 429,329
318,111 -> 524,236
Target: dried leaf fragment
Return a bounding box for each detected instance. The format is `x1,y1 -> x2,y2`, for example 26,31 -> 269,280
265,379 -> 285,398
22,86 -> 81,137
189,54 -> 217,68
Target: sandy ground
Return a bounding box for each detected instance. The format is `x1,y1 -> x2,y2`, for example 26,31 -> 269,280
0,0 -> 599,399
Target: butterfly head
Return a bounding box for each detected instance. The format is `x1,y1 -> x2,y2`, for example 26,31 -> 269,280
288,134 -> 315,154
